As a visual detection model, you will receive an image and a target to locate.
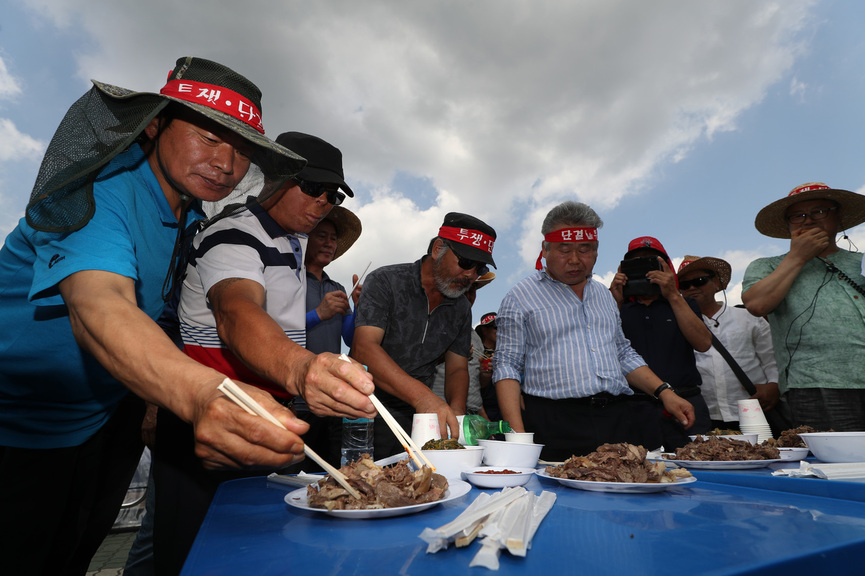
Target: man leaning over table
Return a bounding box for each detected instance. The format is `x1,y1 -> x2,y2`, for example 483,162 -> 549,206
352,213 -> 497,457
493,201 -> 695,462
155,132 -> 367,575
0,56 -> 371,576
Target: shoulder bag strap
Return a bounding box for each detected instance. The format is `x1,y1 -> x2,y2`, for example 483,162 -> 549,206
710,334 -> 757,396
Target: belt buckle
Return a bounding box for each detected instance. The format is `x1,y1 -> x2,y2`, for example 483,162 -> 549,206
590,395 -> 609,408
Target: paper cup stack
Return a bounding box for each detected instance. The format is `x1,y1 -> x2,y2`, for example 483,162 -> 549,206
411,413 -> 442,447
737,399 -> 772,443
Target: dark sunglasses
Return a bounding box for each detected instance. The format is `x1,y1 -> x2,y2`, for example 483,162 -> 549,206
444,241 -> 489,275
295,179 -> 346,206
679,275 -> 713,290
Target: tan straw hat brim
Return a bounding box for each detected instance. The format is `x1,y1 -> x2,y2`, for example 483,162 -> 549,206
322,205 -> 362,260
754,186 -> 865,239
677,255 -> 731,290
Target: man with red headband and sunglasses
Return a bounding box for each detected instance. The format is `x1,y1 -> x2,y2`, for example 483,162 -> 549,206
352,212 -> 497,456
493,201 -> 695,461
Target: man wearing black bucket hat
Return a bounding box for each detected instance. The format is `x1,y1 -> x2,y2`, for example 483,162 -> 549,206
352,212 -> 497,457
152,131 -> 364,574
0,58 -> 374,575
743,182 -> 865,431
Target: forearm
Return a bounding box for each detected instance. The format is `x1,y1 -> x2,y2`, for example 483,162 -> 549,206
215,297 -> 315,397
62,274 -> 222,423
624,365 -> 664,396
669,295 -> 712,352
742,254 -> 808,316
444,369 -> 468,415
495,378 -> 525,431
352,338 -> 438,408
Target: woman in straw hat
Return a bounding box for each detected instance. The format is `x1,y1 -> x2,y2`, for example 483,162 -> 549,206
742,182 -> 865,431
0,57 -> 375,575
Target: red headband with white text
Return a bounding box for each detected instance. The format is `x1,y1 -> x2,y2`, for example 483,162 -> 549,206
535,227 -> 598,270
161,79 -> 265,134
439,226 -> 495,255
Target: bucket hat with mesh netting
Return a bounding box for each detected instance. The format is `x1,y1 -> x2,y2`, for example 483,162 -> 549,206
25,56 -> 306,233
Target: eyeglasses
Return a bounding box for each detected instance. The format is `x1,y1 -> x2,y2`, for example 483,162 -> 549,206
679,275 -> 713,290
295,179 -> 346,206
786,206 -> 836,225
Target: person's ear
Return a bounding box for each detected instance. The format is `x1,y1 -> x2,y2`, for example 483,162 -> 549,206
143,117 -> 162,140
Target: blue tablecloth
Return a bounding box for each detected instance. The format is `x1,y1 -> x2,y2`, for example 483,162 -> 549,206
181,469 -> 865,575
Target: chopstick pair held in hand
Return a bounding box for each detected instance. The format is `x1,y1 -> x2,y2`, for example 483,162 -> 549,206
336,354 -> 436,472
216,379 -> 361,500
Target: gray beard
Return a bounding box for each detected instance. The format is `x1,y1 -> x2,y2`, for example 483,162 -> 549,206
433,251 -> 471,298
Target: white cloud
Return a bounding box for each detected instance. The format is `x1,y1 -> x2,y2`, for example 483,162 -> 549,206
0,118 -> 44,161
0,56 -> 22,99
9,1 -> 819,285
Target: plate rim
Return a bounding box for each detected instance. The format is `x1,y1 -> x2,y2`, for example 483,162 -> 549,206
661,457 -> 784,469
535,468 -> 697,492
284,479 -> 471,518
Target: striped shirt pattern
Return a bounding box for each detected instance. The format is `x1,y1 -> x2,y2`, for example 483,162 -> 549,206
178,204 -> 307,396
493,270 -> 645,399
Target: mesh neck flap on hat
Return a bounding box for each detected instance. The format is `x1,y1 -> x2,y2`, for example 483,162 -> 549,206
25,87 -> 168,233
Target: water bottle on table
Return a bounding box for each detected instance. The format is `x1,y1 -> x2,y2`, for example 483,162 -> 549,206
341,417 -> 374,466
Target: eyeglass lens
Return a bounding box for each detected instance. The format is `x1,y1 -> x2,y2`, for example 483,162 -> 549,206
787,206 -> 835,224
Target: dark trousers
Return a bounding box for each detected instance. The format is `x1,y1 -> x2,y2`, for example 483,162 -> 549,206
788,388 -> 865,431
0,393 -> 145,576
522,394 -> 634,461
152,410 -> 274,576
628,390 -> 712,451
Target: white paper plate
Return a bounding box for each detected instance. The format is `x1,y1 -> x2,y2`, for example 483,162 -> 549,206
284,480 -> 471,519
462,467 -> 535,488
535,469 -> 697,493
661,457 -> 783,470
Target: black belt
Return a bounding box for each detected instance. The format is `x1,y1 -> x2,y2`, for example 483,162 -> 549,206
674,386 -> 702,399
565,392 -> 627,408
627,387 -> 702,401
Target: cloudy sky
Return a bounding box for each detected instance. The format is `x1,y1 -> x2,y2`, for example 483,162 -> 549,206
2,0 -> 865,323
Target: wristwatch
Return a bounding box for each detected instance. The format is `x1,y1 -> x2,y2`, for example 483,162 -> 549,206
652,382 -> 673,399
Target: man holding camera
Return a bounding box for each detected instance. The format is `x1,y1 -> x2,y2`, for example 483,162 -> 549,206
610,236 -> 712,450
494,202 -> 695,461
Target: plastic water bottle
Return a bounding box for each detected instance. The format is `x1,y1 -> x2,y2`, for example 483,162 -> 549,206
457,414 -> 511,445
340,417 -> 374,466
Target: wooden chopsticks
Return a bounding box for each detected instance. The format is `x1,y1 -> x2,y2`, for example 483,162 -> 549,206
367,393 -> 436,471
336,354 -> 435,472
217,379 -> 361,500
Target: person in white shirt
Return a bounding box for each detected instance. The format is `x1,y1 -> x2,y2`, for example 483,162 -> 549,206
677,255 -> 779,428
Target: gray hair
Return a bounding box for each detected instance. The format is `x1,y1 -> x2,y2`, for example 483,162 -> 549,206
541,201 -> 603,235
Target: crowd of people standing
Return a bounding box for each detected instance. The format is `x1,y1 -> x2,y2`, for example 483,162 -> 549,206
1,53 -> 864,576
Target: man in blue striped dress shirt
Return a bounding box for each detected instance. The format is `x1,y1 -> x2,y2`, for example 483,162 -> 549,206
493,201 -> 695,461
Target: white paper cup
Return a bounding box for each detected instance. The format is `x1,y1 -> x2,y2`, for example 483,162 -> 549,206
411,413 -> 441,447
504,432 -> 534,443
737,399 -> 769,425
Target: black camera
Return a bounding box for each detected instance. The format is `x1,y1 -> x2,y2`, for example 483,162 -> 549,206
621,256 -> 661,297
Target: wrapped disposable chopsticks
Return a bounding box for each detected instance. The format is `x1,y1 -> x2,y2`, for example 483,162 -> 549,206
420,487 -> 556,570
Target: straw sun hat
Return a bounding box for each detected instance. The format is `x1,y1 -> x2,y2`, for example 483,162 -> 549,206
676,256 -> 732,290
754,182 -> 865,239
